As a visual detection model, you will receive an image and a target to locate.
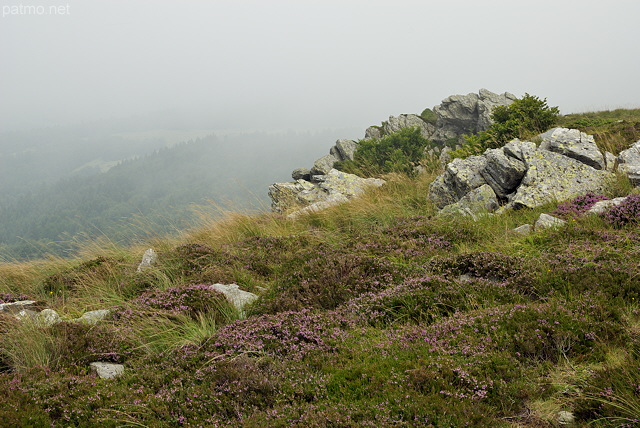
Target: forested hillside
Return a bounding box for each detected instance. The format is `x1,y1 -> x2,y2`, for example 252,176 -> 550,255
0,127 -> 354,259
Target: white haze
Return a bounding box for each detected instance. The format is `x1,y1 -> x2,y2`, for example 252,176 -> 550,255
1,0 -> 640,133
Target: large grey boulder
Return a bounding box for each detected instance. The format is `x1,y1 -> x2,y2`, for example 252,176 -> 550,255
268,179 -> 318,213
291,168 -> 311,181
511,148 -> 613,209
539,127 -> 605,170
617,139 -> 640,185
431,89 -> 516,144
481,148 -> 527,198
310,154 -> 340,176
363,115 -> 435,141
383,114 -> 435,140
364,126 -> 383,140
428,156 -> 488,208
270,169 -> 384,214
503,139 -> 537,162
333,139 -> 358,161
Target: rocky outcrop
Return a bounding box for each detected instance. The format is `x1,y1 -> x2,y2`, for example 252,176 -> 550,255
269,169 -> 384,214
363,89 -> 515,145
428,129 -> 615,214
271,89 -> 515,214
431,89 -> 517,144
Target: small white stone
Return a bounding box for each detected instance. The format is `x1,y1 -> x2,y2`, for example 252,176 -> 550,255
558,410 -> 575,426
37,309 -> 61,326
90,362 -> 124,379
534,213 -> 566,231
76,309 -> 111,325
137,248 -> 157,272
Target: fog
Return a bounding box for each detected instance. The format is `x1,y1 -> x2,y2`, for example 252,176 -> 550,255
2,0 -> 640,132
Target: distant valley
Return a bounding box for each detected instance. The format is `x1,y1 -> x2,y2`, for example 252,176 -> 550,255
0,123 -> 360,259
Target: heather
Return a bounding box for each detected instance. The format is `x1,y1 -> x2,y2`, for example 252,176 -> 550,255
1,110 -> 640,426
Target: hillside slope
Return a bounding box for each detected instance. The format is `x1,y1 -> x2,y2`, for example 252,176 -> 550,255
0,108 -> 639,426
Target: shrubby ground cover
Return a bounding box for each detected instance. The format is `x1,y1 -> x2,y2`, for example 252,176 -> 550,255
1,108 -> 640,426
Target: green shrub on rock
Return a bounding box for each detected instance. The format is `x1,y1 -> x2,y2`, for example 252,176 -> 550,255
453,93 -> 560,158
335,127 -> 430,177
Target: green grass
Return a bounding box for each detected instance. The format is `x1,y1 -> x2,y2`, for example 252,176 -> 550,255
1,108 -> 640,426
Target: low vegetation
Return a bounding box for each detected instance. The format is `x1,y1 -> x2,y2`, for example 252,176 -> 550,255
1,107 -> 640,426
335,127 -> 430,177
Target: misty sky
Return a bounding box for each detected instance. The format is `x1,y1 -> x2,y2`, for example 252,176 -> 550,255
1,0 -> 639,133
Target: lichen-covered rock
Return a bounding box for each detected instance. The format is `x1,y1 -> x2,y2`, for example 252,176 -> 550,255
270,169 -> 384,214
432,89 -> 516,144
383,114 -> 435,140
557,410 -> 575,427
604,151 -> 617,172
428,156 -> 488,208
481,148 -> 527,197
310,154 -> 340,176
291,168 -> 311,181
429,129 -> 614,215
287,193 -> 350,218
439,184 -> 499,219
268,179 -> 318,213
503,139 -> 537,162
539,127 -> 605,170
617,139 -> 640,185
364,126 -> 383,140
316,169 -> 384,197
511,149 -> 613,209
334,139 -> 358,161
